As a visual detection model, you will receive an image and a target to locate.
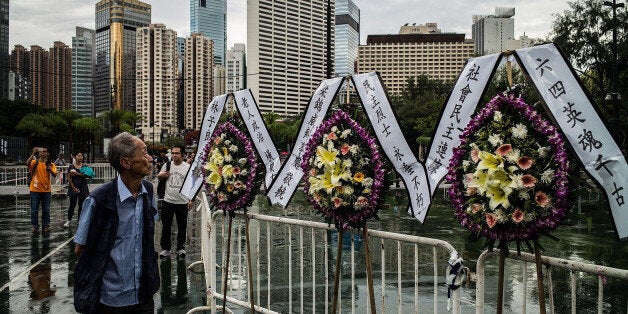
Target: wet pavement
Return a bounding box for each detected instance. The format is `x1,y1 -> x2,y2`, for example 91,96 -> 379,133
0,195 -> 207,313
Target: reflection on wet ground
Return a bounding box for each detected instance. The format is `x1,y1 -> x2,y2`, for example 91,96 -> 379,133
0,190 -> 627,313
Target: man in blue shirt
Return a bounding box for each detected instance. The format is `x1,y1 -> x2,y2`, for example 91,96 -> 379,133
73,132 -> 159,313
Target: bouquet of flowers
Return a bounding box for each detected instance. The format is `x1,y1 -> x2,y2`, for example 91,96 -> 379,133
301,110 -> 386,230
202,122 -> 260,214
447,93 -> 570,243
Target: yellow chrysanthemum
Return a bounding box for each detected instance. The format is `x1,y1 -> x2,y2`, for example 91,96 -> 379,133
353,172 -> 365,183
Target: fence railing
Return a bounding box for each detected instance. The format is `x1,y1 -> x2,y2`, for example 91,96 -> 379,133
0,163 -> 117,194
474,250 -> 628,314
189,191 -> 462,314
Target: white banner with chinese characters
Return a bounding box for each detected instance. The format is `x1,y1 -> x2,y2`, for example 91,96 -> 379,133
233,89 -> 281,187
425,53 -> 502,196
516,43 -> 628,239
352,72 -> 431,222
180,94 -> 229,200
266,77 -> 345,207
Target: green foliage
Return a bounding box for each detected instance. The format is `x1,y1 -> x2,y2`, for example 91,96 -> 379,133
551,0 -> 628,150
390,75 -> 453,154
264,112 -> 301,152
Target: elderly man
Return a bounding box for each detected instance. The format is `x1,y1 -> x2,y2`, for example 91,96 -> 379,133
73,132 -> 159,313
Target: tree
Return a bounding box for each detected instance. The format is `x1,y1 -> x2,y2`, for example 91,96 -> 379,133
551,0 -> 628,150
102,109 -> 137,137
16,113 -> 55,147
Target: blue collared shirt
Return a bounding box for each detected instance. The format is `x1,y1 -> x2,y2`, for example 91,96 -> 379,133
74,177 -> 156,307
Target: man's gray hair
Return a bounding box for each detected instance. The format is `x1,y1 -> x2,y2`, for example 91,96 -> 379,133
108,132 -> 138,172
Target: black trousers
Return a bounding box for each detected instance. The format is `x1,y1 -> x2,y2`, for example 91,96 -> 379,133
160,202 -> 188,251
68,193 -> 86,221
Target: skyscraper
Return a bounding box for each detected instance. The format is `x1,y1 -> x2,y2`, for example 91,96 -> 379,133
472,7 -> 515,55
190,0 -> 226,66
136,24 -> 178,141
29,45 -> 49,107
184,33 -> 214,130
47,41 -> 72,111
72,27 -> 95,116
94,0 -> 151,115
10,45 -> 30,78
0,0 -> 9,99
248,0 -> 334,116
334,0 -> 359,77
226,43 -> 246,93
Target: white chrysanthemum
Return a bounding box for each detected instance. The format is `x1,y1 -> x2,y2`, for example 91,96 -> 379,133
511,123 -> 528,139
493,111 -> 503,122
509,174 -> 524,189
224,154 -> 232,163
331,126 -> 338,133
518,190 -> 530,200
350,145 -> 359,154
224,140 -> 231,145
229,145 -> 238,152
538,146 -> 550,158
238,158 -> 247,165
462,160 -> 471,171
488,134 -> 502,147
362,177 -> 374,188
541,169 -> 554,184
495,209 -> 507,223
240,169 -> 248,176
505,148 -> 520,163
340,129 -> 351,139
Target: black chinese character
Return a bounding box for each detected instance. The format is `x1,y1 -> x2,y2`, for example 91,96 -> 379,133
303,128 -> 311,139
459,84 -> 472,103
318,84 -> 329,98
211,101 -> 220,113
411,176 -> 421,189
465,64 -> 480,81
415,193 -> 424,208
247,110 -> 255,119
535,58 -> 552,77
252,121 -> 260,131
611,182 -> 624,206
274,185 -> 287,200
402,162 -> 415,175
363,80 -> 375,94
314,98 -> 324,112
393,146 -> 404,161
370,94 -> 380,109
427,159 -> 442,175
375,107 -> 386,123
257,132 -> 265,142
241,97 -> 250,108
283,172 -> 294,185
563,102 -> 585,128
264,150 -> 273,162
436,141 -> 448,159
594,154 -> 613,176
293,156 -> 302,168
548,81 -> 566,99
309,112 -> 318,126
577,129 -> 603,152
381,124 -> 391,137
442,124 -> 454,140
449,104 -> 462,123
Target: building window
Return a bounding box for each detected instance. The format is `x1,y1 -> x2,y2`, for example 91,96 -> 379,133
200,0 -> 206,8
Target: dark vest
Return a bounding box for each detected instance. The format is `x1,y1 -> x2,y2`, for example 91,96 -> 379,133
73,178 -> 160,313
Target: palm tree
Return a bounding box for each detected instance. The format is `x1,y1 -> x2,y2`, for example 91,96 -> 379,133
16,113 -> 55,147
102,109 -> 136,137
73,117 -> 104,161
57,110 -> 83,149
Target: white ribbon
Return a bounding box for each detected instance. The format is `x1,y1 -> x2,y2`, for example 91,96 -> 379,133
352,72 -> 431,222
266,77 -> 345,207
515,43 -> 628,240
233,89 -> 281,187
426,53 -> 502,196
179,94 -> 229,200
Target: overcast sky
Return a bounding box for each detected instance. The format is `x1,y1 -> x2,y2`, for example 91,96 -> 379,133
9,0 -> 572,49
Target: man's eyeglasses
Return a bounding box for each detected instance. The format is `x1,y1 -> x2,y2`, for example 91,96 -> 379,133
172,152 -> 182,155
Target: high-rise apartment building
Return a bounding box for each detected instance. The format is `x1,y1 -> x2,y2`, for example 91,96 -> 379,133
0,0 -> 9,99
248,0 -> 334,116
190,0 -> 226,66
358,24 -> 474,96
94,0 -> 151,115
136,24 -> 178,141
8,71 -> 31,101
226,43 -> 246,93
47,41 -> 72,111
472,7 -> 515,55
10,45 -> 30,78
334,0 -> 359,77
176,37 -> 185,130
72,27 -> 95,116
29,45 -> 49,107
184,33 -> 214,130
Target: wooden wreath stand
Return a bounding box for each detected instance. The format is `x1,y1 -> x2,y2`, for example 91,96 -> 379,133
496,239 -> 546,314
222,209 -> 256,313
330,224 -> 376,314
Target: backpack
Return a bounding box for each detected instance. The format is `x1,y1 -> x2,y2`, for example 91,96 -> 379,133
156,161 -> 171,199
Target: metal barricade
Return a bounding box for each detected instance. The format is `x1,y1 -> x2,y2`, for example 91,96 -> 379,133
188,192 -> 462,314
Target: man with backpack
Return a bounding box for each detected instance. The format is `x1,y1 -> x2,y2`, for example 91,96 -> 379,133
26,147 -> 57,234
156,145 -> 193,259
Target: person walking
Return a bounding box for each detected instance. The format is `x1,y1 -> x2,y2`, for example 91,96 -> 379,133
157,145 -> 193,259
73,132 -> 159,313
64,151 -> 89,228
26,147 -> 57,234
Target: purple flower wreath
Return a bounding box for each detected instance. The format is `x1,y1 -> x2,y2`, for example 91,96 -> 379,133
301,110 -> 386,230
201,122 -> 260,214
446,93 -> 570,242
